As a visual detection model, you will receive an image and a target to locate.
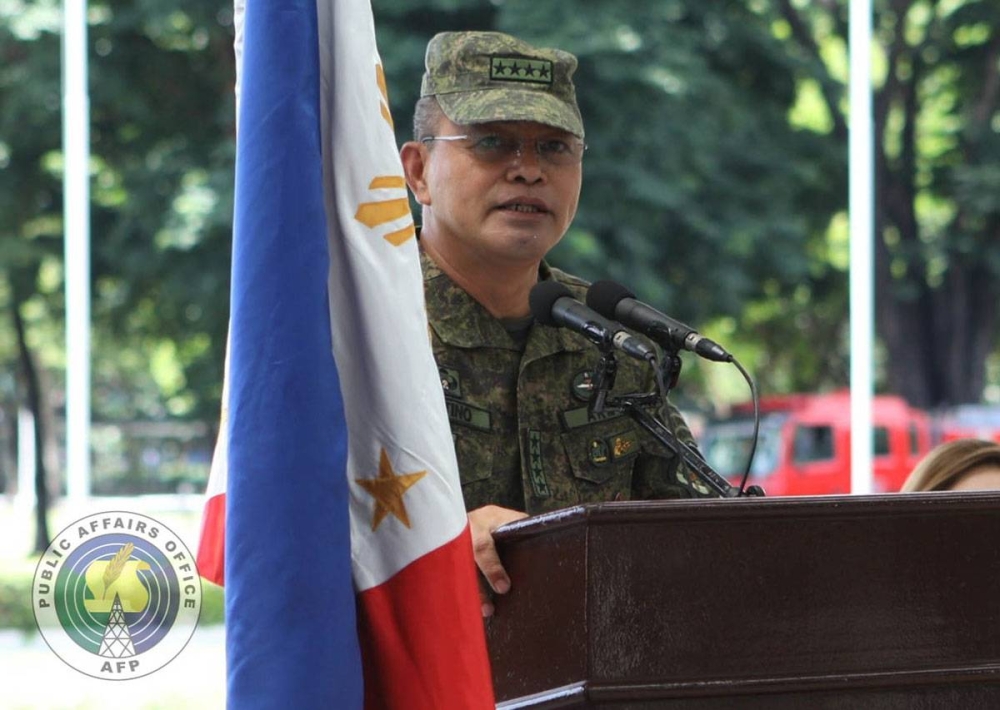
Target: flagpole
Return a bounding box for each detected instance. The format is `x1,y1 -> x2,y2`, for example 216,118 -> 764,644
62,0 -> 91,500
849,0 -> 875,493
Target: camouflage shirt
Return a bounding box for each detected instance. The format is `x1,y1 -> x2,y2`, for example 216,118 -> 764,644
422,251 -> 720,514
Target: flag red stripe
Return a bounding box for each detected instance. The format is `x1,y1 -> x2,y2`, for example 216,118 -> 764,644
197,492 -> 226,586
357,525 -> 495,709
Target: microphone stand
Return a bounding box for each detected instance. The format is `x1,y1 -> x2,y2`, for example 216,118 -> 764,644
659,345 -> 683,393
588,348 -> 618,418
588,349 -> 749,498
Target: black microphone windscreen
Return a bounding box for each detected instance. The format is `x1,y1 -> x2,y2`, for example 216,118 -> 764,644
528,281 -> 574,326
586,280 -> 635,319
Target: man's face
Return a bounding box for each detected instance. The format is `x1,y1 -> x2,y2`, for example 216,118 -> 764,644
408,118 -> 583,266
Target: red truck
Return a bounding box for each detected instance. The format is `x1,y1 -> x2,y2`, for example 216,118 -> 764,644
698,391 -> 932,495
933,404 -> 1000,444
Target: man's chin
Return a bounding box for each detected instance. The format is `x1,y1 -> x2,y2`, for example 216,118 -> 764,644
488,234 -> 561,264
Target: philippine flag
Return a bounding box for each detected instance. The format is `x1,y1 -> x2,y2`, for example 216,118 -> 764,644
196,1 -> 495,708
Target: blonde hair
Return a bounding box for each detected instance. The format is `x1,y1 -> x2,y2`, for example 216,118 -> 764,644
901,438 -> 1000,492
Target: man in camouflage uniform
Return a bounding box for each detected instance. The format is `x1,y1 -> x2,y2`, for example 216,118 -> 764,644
400,31 -> 719,616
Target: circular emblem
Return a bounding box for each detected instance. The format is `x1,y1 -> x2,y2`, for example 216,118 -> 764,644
32,511 -> 202,680
438,366 -> 461,397
571,370 -> 596,402
589,438 -> 611,466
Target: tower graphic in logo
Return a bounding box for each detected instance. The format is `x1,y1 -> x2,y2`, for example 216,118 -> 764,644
100,593 -> 137,658
33,512 -> 202,679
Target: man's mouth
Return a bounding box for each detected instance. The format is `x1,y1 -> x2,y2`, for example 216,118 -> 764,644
499,202 -> 546,214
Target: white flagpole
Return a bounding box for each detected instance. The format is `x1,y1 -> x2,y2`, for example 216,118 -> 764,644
849,0 -> 875,493
62,0 -> 91,500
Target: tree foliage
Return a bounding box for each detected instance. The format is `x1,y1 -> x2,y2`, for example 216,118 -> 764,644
1,1 -> 236,429
0,0 -> 997,502
768,0 -> 1000,406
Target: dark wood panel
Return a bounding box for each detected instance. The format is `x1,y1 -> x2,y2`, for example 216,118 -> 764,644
488,493 -> 1000,707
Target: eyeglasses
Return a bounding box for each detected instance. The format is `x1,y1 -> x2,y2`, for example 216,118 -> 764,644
421,131 -> 587,167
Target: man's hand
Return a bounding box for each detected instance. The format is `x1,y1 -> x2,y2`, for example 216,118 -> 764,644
468,505 -> 528,618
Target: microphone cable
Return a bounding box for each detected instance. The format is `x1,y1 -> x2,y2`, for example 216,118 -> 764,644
650,333 -> 762,496
731,356 -> 761,497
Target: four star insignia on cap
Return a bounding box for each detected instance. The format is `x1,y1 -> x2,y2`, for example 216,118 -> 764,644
490,57 -> 553,85
356,448 -> 427,531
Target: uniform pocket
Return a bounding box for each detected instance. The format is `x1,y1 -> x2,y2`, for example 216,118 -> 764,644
451,427 -> 495,485
560,418 -> 639,487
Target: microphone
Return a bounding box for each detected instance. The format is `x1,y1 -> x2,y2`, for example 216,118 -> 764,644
587,280 -> 732,363
529,281 -> 657,363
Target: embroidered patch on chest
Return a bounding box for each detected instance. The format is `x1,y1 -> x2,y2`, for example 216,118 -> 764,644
445,397 -> 491,431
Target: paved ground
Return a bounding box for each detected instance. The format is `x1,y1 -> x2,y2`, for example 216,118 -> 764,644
1,625 -> 226,709
1,496 -> 226,709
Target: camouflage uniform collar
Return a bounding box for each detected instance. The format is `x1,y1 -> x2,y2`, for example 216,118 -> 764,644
420,250 -> 588,355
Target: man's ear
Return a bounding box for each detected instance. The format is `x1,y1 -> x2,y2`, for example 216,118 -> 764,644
400,141 -> 432,206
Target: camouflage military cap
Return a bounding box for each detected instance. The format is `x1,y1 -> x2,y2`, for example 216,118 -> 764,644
421,31 -> 584,138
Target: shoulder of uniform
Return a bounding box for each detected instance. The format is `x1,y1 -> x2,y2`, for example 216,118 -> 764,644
543,263 -> 590,300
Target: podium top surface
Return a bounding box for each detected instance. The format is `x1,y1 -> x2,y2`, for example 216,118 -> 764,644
493,490 -> 1000,540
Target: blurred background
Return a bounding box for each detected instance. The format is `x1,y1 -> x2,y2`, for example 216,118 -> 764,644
1,0 -> 999,706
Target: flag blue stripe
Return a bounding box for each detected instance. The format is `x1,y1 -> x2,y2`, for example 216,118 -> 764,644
225,0 -> 362,707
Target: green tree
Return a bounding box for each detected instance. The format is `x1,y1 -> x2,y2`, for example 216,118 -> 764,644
87,1 -> 235,422
0,1 -> 236,515
0,1 -> 236,426
772,0 -> 1000,407
1,1 -> 67,549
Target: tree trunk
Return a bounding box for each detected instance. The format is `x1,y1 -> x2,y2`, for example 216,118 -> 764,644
872,18 -> 1000,409
10,285 -> 51,553
877,247 -> 999,408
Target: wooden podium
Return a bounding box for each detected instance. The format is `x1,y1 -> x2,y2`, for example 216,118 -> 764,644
486,493 -> 1000,708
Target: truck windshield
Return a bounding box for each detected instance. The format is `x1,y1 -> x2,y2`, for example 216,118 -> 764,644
699,416 -> 786,479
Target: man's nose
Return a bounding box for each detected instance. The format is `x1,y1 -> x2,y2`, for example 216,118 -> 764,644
511,140 -> 542,165
508,141 -> 545,181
